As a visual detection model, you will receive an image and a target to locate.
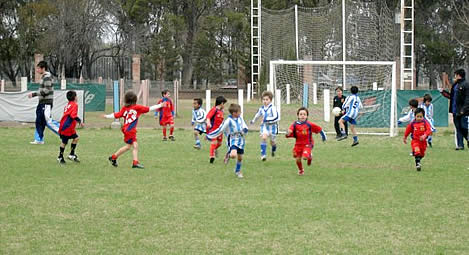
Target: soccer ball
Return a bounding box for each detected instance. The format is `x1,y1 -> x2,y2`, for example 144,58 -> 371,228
332,107 -> 342,117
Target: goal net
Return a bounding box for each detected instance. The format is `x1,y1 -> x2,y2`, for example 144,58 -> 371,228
270,60 -> 397,137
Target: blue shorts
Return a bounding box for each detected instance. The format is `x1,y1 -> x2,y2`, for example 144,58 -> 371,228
229,145 -> 244,155
341,116 -> 357,125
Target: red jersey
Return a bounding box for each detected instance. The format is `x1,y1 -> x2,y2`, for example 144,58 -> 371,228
206,106 -> 224,133
114,104 -> 150,135
59,101 -> 79,136
287,121 -> 323,146
157,97 -> 174,120
404,120 -> 432,141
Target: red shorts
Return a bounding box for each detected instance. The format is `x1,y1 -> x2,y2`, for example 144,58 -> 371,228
293,144 -> 312,159
123,131 -> 137,144
411,140 -> 427,157
160,116 -> 174,126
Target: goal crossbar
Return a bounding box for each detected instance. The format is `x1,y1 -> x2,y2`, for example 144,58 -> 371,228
269,60 -> 397,137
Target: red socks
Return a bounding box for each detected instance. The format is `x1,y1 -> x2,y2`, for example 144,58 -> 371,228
170,127 -> 174,136
133,160 -> 139,165
296,161 -> 303,171
210,143 -> 217,157
162,128 -> 167,137
112,154 -> 117,160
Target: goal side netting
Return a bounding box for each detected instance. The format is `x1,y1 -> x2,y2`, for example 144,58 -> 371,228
270,60 -> 397,137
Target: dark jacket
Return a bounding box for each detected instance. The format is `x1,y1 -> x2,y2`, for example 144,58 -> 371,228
441,78 -> 469,116
333,95 -> 346,109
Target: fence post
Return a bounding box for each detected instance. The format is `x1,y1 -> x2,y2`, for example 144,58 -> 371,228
286,84 -> 291,104
173,79 -> 179,116
238,89 -> 244,118
373,82 -> 378,91
302,83 -> 309,108
21,77 -> 27,92
205,89 -> 211,114
247,83 -> 251,102
61,79 -> 66,90
119,78 -> 124,106
111,80 -> 122,128
313,82 -> 317,105
0,80 -> 4,92
323,89 -> 331,122
276,89 -> 281,121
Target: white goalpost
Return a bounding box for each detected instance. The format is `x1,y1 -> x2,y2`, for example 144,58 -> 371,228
270,60 -> 397,137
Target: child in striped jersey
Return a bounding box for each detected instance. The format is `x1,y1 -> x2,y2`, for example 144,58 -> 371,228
250,91 -> 279,161
419,94 -> 434,147
207,104 -> 248,178
192,98 -> 206,149
337,86 -> 362,146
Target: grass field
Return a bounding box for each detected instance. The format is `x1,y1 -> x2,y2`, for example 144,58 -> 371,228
1,101 -> 469,254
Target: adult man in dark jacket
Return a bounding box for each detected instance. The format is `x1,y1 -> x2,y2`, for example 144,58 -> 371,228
28,61 -> 60,144
440,69 -> 469,150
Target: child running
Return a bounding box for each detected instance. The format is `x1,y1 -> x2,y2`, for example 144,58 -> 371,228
250,91 -> 279,161
57,90 -> 84,164
286,107 -> 326,176
155,89 -> 175,141
104,91 -> 163,169
207,103 -> 248,178
192,98 -> 206,149
403,108 -> 432,171
206,96 -> 227,163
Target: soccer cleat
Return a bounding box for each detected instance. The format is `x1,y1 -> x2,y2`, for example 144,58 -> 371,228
428,142 -> 432,148
162,137 -> 168,141
455,147 -> 464,151
209,157 -> 215,164
193,144 -> 201,150
351,141 -> 359,147
336,134 -> 348,141
236,172 -> 244,178
132,163 -> 144,169
307,158 -> 312,166
409,152 -> 414,156
67,154 -> 80,163
416,163 -> 421,171
30,140 -> 44,145
271,151 -> 275,157
108,156 -> 118,167
169,136 -> 175,141
223,153 -> 230,164
261,155 -> 266,161
298,169 -> 304,176
57,157 -> 66,164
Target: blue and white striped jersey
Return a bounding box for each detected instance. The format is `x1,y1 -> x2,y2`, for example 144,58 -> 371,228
342,94 -> 362,120
192,107 -> 207,133
419,103 -> 434,122
251,103 -> 279,124
399,109 -> 436,131
207,115 -> 249,149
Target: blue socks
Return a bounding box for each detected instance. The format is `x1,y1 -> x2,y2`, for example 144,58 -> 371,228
272,144 -> 277,153
235,161 -> 242,173
195,139 -> 200,146
260,142 -> 267,156
353,136 -> 358,142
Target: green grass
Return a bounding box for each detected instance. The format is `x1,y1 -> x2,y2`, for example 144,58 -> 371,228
1,101 -> 469,254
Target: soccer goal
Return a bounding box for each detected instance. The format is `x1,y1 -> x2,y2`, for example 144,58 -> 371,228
270,60 -> 397,137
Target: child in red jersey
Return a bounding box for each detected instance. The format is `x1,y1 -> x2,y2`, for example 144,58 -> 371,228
403,107 -> 433,171
155,89 -> 175,141
206,96 -> 227,163
103,91 -> 163,169
57,90 -> 84,164
286,107 -> 327,175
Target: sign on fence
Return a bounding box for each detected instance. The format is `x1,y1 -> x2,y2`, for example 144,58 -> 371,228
28,83 -> 105,111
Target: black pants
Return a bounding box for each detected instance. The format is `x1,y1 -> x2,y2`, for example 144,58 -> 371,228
334,116 -> 348,136
453,114 -> 469,148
